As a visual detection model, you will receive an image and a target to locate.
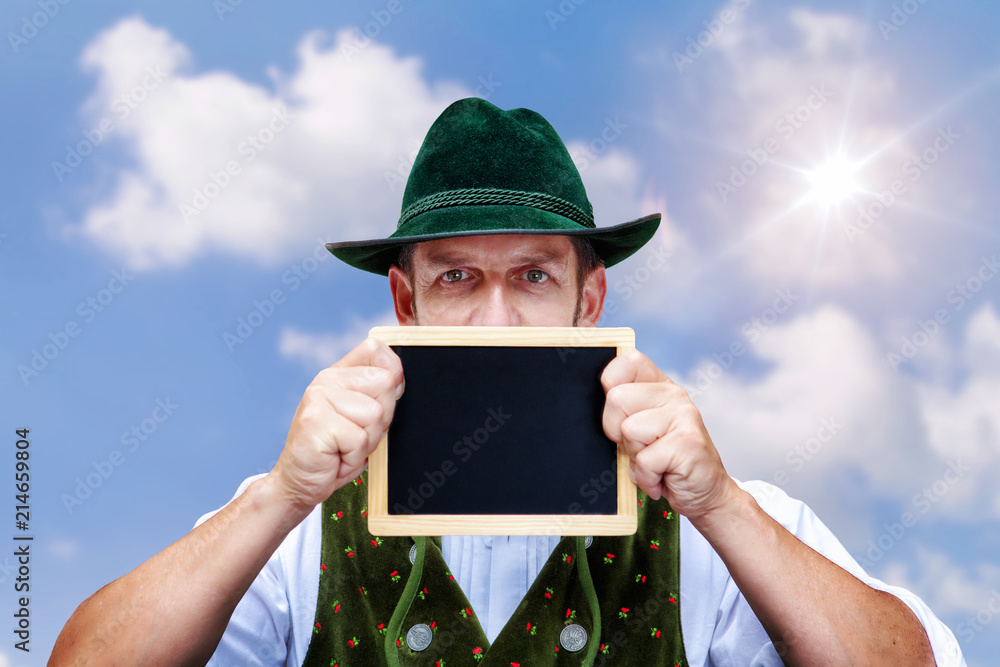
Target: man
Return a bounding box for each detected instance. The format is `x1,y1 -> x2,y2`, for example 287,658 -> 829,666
51,98 -> 964,665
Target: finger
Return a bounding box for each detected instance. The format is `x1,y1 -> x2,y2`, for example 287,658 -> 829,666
602,382 -> 675,444
601,348 -> 668,393
334,337 -> 405,394
324,385 -> 394,446
318,365 -> 400,402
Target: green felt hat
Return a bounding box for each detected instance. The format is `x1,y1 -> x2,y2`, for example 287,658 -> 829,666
326,97 -> 660,275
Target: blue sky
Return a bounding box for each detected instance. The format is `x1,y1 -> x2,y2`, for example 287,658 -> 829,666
2,0 -> 999,663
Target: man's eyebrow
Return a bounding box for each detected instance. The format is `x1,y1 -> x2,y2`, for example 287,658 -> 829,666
419,250 -> 569,271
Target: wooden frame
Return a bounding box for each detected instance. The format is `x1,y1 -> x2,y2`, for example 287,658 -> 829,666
366,326 -> 637,536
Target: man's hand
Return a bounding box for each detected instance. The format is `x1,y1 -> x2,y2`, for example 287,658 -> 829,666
602,348 -> 936,666
269,337 -> 404,512
601,347 -> 739,523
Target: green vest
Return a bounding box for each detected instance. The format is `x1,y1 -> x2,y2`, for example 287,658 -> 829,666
302,472 -> 687,666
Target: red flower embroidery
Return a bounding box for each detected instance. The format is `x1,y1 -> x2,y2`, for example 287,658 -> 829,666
472,647 -> 482,655
320,563 -> 327,571
668,597 -> 677,604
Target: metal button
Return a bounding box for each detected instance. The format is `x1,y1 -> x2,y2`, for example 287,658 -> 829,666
409,544 -> 417,564
483,536 -> 493,549
560,623 -> 588,652
583,535 -> 593,549
406,623 -> 433,651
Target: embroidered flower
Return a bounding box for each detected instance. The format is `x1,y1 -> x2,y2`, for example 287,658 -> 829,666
371,537 -> 383,547
331,511 -> 343,521
649,539 -> 660,550
603,552 -> 615,565
320,562 -> 327,572
313,621 -> 321,635
390,570 -> 401,583
460,606 -> 474,618
344,546 -> 355,557
544,587 -> 554,599
418,587 -> 429,600
663,510 -> 674,519
472,647 -> 483,661
358,585 -> 367,595
668,596 -> 677,604
526,622 -> 536,635
332,600 -> 340,614
360,505 -> 367,518
599,642 -> 608,654
377,622 -> 387,635
619,607 -> 629,618
635,573 -> 646,583
651,627 -> 661,639
562,553 -> 572,564
352,476 -> 362,486
565,608 -> 576,620
347,636 -> 358,648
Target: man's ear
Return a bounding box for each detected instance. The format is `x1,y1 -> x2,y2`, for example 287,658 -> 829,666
388,265 -> 417,326
577,265 -> 606,327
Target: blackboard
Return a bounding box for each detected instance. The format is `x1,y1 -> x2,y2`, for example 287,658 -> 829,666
366,326 -> 637,536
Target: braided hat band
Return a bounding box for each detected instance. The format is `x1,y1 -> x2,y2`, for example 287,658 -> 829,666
397,188 -> 596,231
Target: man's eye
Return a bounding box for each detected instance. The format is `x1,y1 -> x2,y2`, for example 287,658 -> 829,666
524,269 -> 548,283
443,269 -> 466,282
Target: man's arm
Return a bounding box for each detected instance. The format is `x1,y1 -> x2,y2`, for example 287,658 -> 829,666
601,349 -> 935,667
49,338 -> 404,666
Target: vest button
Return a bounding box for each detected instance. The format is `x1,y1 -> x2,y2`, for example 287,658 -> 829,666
409,544 -> 417,565
584,535 -> 594,548
560,623 -> 588,652
406,623 -> 433,651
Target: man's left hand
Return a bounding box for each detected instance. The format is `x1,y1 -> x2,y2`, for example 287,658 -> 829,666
601,348 -> 740,523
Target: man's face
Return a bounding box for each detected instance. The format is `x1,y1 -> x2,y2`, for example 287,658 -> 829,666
388,234 -> 606,327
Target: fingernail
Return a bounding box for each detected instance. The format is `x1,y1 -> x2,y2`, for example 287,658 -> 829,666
395,381 -> 405,399
627,465 -> 636,484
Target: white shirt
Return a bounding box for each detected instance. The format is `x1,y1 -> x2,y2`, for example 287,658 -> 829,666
199,475 -> 965,666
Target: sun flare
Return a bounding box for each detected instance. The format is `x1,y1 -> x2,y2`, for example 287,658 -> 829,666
806,155 -> 863,207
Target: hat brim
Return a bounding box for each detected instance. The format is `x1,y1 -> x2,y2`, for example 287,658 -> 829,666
327,207 -> 661,276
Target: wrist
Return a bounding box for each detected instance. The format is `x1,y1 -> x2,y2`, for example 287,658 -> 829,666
252,472 -> 317,533
687,480 -> 761,543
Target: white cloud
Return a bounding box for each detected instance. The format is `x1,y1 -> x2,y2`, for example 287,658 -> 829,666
882,545 -> 1000,619
917,303 -> 1000,518
66,17 -> 657,274
679,304 -> 939,503
279,310 -> 398,369
47,537 -> 81,561
636,6 -> 978,314
66,17 -> 470,271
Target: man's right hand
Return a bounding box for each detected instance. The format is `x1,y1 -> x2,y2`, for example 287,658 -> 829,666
49,336 -> 403,666
267,337 -> 405,512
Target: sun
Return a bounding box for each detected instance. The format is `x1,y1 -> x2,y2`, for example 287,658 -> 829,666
805,155 -> 863,207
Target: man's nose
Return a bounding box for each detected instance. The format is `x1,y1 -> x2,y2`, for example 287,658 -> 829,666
470,282 -> 520,326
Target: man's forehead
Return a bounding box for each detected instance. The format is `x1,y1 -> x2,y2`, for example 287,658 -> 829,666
412,234 -> 576,268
